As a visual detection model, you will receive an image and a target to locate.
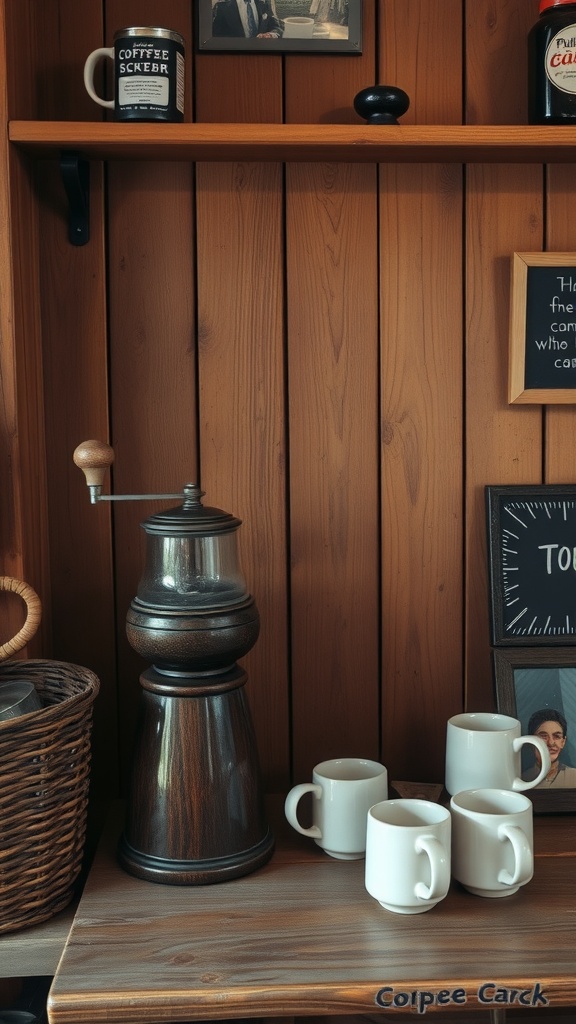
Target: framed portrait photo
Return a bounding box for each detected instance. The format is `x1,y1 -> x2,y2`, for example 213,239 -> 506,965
493,647 -> 576,813
197,0 -> 362,54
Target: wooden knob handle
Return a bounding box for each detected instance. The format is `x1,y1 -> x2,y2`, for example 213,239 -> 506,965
73,439 -> 115,487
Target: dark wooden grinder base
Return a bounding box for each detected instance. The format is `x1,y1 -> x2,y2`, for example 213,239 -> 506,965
118,664 -> 274,884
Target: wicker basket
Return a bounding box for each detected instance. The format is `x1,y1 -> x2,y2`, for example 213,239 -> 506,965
0,579 -> 100,934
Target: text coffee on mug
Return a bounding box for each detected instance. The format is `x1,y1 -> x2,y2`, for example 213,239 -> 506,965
84,27 -> 185,122
445,712 -> 550,796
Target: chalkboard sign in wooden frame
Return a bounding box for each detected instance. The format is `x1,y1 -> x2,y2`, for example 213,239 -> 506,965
493,647 -> 576,813
486,484 -> 576,647
509,251 -> 576,404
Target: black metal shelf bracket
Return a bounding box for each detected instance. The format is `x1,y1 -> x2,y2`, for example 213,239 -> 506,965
60,150 -> 90,245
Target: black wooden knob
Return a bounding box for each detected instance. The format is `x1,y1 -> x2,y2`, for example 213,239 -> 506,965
354,85 -> 410,125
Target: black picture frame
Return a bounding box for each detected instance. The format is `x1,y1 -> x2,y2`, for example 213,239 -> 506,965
492,647 -> 576,814
486,484 -> 576,646
197,0 -> 362,53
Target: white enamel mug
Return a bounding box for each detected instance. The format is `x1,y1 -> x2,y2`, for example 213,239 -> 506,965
282,16 -> 315,37
445,712 -> 550,796
365,799 -> 451,914
284,757 -> 388,859
450,788 -> 534,897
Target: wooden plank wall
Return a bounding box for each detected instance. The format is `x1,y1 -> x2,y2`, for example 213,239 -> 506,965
3,0 -> 568,805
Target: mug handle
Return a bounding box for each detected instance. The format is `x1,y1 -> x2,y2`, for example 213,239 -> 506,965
512,735 -> 550,790
497,823 -> 533,887
414,835 -> 450,902
83,48 -> 115,109
284,783 -> 322,839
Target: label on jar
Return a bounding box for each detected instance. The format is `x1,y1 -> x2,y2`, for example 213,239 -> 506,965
545,24 -> 576,94
113,30 -> 185,120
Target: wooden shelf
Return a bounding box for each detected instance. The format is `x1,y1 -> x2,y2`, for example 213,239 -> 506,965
1,800 -> 572,988
46,802 -> 576,1023
0,901 -> 77,978
9,121 -> 576,163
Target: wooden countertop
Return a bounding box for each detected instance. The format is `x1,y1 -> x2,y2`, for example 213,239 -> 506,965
0,901 -> 77,978
46,801 -> 575,1024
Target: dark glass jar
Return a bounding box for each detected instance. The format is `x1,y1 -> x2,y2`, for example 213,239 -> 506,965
528,0 -> 576,123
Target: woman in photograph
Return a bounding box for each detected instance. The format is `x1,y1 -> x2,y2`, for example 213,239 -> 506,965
524,708 -> 576,788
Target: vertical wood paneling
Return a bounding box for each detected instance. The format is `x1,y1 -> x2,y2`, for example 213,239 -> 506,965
5,0 -> 576,807
378,1 -> 464,784
0,4 -> 30,648
379,163 -> 463,782
466,0 -> 539,126
195,56 -> 283,123
107,160 -> 196,789
1,2 -> 73,658
545,166 -> 576,486
26,2 -> 101,122
37,161 -> 116,797
284,0 -> 376,124
465,1 -> 542,710
0,0 -> 119,800
103,0 -> 195,789
286,162 -> 380,779
196,161 -> 288,791
6,151 -> 46,655
465,165 -> 542,708
380,0 -> 463,125
194,43 -> 286,789
283,5 -> 378,781
0,1 -> 48,651
26,0 -> 118,794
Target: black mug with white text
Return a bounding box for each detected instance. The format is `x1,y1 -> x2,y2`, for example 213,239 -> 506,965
84,27 -> 185,122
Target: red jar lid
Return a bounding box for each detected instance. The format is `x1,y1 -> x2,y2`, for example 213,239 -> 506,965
540,0 -> 576,12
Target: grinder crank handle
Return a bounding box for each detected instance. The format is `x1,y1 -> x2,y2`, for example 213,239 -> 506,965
73,439 -> 185,504
73,439 -> 114,503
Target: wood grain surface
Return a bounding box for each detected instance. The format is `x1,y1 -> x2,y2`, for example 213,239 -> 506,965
5,0 -> 576,835
12,122 -> 576,163
46,804 -> 576,1024
0,903 -> 77,978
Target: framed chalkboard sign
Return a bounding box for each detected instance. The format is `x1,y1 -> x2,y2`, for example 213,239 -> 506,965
486,485 -> 576,646
509,252 -> 576,404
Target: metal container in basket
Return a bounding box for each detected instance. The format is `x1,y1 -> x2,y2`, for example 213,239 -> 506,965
0,577 -> 100,934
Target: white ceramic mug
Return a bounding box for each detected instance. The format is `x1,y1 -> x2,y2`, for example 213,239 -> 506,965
450,788 -> 533,897
364,799 -> 451,914
282,16 -> 315,38
445,712 -> 550,796
284,757 -> 388,859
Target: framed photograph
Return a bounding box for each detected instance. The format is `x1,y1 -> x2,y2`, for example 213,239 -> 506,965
197,0 -> 362,53
493,647 -> 576,813
509,251 -> 576,404
486,484 -> 576,646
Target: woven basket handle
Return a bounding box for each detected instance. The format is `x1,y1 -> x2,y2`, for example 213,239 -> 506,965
0,577 -> 42,661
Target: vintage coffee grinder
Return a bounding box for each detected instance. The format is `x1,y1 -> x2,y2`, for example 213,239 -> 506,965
74,440 -> 274,884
